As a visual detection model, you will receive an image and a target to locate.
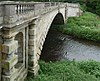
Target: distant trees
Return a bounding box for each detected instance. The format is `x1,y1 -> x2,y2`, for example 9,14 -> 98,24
63,0 -> 100,16
85,0 -> 100,15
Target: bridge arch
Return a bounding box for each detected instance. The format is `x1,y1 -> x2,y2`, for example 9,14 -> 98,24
36,11 -> 65,58
52,13 -> 65,25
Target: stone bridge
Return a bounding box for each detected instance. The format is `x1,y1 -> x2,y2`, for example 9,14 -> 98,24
0,1 -> 81,81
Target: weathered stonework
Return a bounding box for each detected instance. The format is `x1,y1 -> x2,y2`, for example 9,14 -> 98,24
0,1 -> 81,81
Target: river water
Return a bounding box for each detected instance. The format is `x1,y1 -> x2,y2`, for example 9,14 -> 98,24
40,29 -> 100,62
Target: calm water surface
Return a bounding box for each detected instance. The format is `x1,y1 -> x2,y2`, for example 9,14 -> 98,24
40,29 -> 100,62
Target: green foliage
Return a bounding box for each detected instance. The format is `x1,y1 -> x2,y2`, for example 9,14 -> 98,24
26,60 -> 100,81
52,12 -> 100,42
84,0 -> 100,15
78,61 -> 100,79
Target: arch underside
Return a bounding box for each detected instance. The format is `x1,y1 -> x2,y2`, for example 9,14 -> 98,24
36,11 -> 65,59
52,13 -> 64,25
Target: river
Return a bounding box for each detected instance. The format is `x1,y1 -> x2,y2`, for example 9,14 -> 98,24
40,29 -> 100,62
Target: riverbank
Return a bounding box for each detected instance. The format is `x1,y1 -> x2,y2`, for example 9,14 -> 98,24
52,12 -> 100,42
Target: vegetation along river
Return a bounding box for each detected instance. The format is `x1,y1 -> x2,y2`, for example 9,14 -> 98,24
40,29 -> 100,62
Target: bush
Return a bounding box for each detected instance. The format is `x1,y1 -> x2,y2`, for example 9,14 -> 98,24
26,60 -> 100,81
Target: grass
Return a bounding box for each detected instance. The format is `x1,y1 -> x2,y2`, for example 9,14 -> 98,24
26,60 -> 100,81
52,12 -> 100,42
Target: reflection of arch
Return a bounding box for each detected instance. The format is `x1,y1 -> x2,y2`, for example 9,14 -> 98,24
15,32 -> 23,67
52,13 -> 64,25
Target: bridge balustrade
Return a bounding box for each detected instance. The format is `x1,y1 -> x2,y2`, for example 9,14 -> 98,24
0,1 -> 65,25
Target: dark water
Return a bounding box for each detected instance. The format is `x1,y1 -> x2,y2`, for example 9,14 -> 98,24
40,29 -> 100,62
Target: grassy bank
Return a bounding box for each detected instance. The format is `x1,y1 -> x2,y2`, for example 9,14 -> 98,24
26,60 -> 100,81
52,12 -> 100,42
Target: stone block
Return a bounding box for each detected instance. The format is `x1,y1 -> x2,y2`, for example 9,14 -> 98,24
2,41 -> 18,54
14,69 -> 27,81
2,76 -> 14,81
28,49 -> 34,55
0,5 -> 3,16
0,43 -> 2,52
36,54 -> 40,60
0,36 -> 3,44
28,39 -> 35,46
28,55 -> 34,62
3,67 -> 15,76
2,64 -> 27,81
29,35 -> 34,39
28,45 -> 37,57
4,5 -> 16,16
34,64 -> 39,76
0,17 -> 3,25
37,48 -> 41,56
2,68 -> 17,81
39,44 -> 43,51
2,55 -> 18,70
29,29 -> 37,36
4,15 -> 18,24
28,46 -> 34,51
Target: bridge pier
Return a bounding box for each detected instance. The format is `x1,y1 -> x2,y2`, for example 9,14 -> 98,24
0,29 -> 2,81
1,29 -> 18,81
28,19 -> 39,75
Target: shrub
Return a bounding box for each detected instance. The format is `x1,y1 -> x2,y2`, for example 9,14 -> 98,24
26,60 -> 100,81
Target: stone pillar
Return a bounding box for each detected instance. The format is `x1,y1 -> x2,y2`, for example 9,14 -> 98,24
0,29 -> 3,81
28,19 -> 39,76
1,29 -> 18,81
25,27 -> 29,69
65,4 -> 68,19
0,4 -> 3,25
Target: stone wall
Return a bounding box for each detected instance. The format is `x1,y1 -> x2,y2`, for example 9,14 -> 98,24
67,3 -> 81,17
0,29 -> 2,81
